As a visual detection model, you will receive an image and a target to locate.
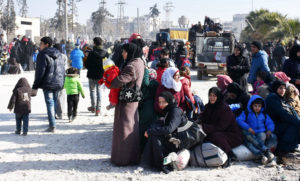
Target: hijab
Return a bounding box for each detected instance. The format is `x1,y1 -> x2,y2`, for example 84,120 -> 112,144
217,75 -> 233,93
159,91 -> 178,113
227,82 -> 243,97
161,67 -> 182,92
208,87 -> 223,105
122,43 -> 140,68
289,45 -> 300,61
271,80 -> 286,97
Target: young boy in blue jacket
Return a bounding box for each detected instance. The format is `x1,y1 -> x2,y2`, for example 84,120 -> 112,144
236,95 -> 277,165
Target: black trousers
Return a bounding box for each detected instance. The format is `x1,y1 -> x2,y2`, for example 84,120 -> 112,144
67,94 -> 79,117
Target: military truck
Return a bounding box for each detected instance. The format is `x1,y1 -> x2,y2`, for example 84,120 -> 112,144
195,31 -> 235,80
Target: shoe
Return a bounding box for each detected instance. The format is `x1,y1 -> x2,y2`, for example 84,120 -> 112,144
45,127 -> 55,133
15,131 -> 21,135
106,104 -> 115,110
161,165 -> 173,174
72,116 -> 77,121
55,115 -> 62,119
88,107 -> 95,113
265,151 -> 275,162
261,155 -> 268,165
267,159 -> 277,167
95,109 -> 100,116
22,132 -> 27,136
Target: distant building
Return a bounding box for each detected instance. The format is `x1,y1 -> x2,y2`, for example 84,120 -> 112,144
14,16 -> 41,43
232,14 -> 248,41
223,21 -> 233,32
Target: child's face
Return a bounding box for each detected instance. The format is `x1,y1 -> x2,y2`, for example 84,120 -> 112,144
256,76 -> 262,81
252,103 -> 262,113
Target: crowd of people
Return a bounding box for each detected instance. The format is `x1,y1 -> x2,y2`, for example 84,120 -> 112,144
3,31 -> 300,174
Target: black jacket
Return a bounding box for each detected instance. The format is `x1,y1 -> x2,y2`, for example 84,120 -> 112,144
8,78 -> 36,114
147,107 -> 187,136
32,48 -> 65,90
85,46 -> 108,80
226,54 -> 250,92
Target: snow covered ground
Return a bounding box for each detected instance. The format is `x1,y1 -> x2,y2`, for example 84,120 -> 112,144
0,70 -> 299,181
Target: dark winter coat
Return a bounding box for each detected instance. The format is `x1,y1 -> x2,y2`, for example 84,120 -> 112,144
226,54 -> 250,92
85,46 -> 108,80
17,41 -> 34,70
32,48 -> 65,90
265,93 -> 300,152
282,45 -> 300,90
7,78 -> 36,114
201,102 -> 243,153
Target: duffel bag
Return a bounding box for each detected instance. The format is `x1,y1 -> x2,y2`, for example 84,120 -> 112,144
172,121 -> 206,149
189,143 -> 228,167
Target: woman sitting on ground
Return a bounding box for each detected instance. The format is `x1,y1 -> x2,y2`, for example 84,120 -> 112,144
265,80 -> 300,164
199,87 -> 244,167
143,91 -> 188,174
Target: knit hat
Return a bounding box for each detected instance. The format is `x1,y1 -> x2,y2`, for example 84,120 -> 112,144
251,41 -> 262,50
103,58 -> 115,70
149,68 -> 157,80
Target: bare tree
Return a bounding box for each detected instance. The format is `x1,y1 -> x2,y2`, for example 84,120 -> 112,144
68,0 -> 82,33
50,0 -> 65,39
0,0 -> 16,38
17,0 -> 28,17
149,4 -> 160,31
91,5 -> 113,36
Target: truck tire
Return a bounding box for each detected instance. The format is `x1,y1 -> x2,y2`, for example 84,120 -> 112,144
197,69 -> 203,80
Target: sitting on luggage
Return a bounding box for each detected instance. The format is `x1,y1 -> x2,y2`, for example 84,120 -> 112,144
199,87 -> 244,167
236,95 -> 277,166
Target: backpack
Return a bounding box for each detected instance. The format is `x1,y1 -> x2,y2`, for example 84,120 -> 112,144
189,143 -> 228,167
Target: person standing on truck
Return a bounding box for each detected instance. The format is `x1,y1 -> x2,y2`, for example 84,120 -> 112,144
226,45 -> 250,92
247,41 -> 270,86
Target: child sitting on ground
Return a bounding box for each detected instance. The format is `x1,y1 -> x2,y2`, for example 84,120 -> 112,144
7,78 -> 36,136
64,68 -> 85,122
236,95 -> 277,166
285,84 -> 300,117
251,71 -> 266,95
98,58 -> 120,110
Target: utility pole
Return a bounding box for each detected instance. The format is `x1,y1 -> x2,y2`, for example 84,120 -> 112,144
116,0 -> 126,37
65,0 -> 68,40
137,8 -> 140,33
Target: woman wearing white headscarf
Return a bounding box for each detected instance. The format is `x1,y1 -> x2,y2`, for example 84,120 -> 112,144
154,67 -> 185,114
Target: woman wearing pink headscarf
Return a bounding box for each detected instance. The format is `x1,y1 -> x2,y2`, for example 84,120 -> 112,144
216,75 -> 233,94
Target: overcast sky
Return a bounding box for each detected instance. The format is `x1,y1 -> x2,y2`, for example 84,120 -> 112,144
25,0 -> 300,25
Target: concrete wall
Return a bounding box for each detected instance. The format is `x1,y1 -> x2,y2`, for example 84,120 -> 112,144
14,16 -> 40,43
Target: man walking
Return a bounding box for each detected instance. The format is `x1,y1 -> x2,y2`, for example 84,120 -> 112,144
70,43 -> 84,75
85,37 -> 108,116
32,37 -> 65,132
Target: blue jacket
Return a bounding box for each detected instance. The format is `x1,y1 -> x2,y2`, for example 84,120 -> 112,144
70,48 -> 84,69
247,50 -> 270,84
32,48 -> 65,90
236,95 -> 275,133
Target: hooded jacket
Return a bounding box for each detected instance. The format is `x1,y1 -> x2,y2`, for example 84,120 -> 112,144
70,48 -> 84,69
32,48 -> 65,90
248,50 -> 270,84
236,95 -> 275,133
64,74 -> 85,97
8,78 -> 36,114
85,46 -> 108,80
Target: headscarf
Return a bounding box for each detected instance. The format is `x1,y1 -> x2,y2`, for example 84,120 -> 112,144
122,43 -> 139,68
128,33 -> 141,43
161,67 -> 182,92
208,87 -> 223,105
217,75 -> 233,93
271,80 -> 286,96
13,78 -> 30,93
274,72 -> 291,83
159,91 -> 178,113
289,45 -> 300,61
227,82 -> 243,97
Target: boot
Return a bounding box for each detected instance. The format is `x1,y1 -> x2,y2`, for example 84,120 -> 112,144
88,107 -> 95,113
95,109 -> 100,116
